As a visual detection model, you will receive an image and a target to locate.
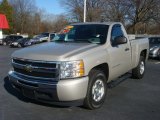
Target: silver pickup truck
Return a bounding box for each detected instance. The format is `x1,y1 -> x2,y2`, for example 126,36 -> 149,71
8,22 -> 149,109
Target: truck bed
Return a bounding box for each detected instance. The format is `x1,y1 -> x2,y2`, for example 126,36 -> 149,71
130,38 -> 149,68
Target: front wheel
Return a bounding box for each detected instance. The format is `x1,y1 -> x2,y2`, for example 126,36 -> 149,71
132,56 -> 145,79
84,69 -> 107,109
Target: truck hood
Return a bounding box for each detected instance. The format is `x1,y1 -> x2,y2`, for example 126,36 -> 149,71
12,42 -> 98,61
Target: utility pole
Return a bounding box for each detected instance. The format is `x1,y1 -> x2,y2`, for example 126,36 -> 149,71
84,0 -> 87,22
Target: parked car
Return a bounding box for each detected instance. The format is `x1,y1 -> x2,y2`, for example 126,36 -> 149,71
9,38 -> 32,48
0,38 -> 3,45
49,33 -> 56,41
149,37 -> 160,60
30,33 -> 49,44
0,35 -> 8,45
8,22 -> 149,109
2,35 -> 23,46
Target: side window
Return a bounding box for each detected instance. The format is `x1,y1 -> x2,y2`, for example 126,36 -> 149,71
10,36 -> 13,39
18,36 -> 22,39
50,34 -> 55,40
111,25 -> 124,44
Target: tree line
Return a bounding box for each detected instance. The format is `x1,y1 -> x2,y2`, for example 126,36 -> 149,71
0,0 -> 160,35
0,0 -> 68,35
62,0 -> 160,34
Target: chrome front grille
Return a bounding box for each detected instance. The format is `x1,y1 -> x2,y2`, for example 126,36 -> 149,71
12,58 -> 59,81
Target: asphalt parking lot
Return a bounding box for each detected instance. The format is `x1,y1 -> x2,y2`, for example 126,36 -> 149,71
0,45 -> 160,120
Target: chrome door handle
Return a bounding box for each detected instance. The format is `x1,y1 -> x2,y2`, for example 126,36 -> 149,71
125,48 -> 130,51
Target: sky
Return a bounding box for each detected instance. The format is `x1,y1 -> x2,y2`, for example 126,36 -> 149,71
35,0 -> 65,14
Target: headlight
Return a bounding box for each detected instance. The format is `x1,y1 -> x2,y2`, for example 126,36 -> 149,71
8,65 -> 14,74
60,60 -> 84,79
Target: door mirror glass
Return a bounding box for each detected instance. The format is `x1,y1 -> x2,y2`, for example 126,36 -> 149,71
112,36 -> 127,46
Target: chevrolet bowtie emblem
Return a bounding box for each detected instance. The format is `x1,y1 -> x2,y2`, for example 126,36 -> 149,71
25,65 -> 32,72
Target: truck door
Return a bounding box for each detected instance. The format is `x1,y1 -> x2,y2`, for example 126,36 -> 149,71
108,24 -> 132,80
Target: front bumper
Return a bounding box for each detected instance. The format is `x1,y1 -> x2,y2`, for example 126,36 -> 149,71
9,43 -> 18,47
8,71 -> 88,105
149,52 -> 158,58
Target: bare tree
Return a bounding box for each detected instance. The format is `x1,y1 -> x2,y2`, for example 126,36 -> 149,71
61,0 -> 160,34
60,0 -> 84,22
61,0 -> 105,22
102,0 -> 133,24
127,0 -> 159,33
10,0 -> 37,34
52,15 -> 69,32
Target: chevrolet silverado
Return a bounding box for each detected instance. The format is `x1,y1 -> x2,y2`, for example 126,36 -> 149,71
8,22 -> 149,109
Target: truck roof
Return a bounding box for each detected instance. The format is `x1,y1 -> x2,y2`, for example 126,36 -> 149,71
71,22 -> 122,26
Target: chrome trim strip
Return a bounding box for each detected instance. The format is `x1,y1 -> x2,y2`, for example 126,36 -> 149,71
13,57 -> 60,65
9,71 -> 57,86
12,61 -> 58,70
14,71 -> 59,81
12,62 -> 58,73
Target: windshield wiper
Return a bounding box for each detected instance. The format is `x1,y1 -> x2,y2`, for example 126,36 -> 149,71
53,39 -> 99,44
74,39 -> 93,43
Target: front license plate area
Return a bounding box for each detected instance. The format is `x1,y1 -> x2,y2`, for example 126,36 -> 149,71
23,88 -> 35,99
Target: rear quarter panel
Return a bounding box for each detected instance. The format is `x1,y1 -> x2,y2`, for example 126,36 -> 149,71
130,38 -> 149,68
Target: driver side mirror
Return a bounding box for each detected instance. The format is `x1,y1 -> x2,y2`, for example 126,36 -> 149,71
112,36 -> 127,46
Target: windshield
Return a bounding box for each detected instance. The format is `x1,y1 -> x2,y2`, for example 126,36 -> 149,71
34,33 -> 49,38
35,35 -> 46,38
149,37 -> 160,44
53,24 -> 109,44
7,36 -> 22,41
41,33 -> 49,37
17,38 -> 29,42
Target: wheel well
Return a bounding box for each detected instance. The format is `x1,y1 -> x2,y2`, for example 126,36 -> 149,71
90,63 -> 109,80
140,49 -> 147,60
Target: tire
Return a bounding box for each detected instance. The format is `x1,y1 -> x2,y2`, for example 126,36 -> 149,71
84,69 -> 107,109
132,56 -> 145,79
3,42 -> 7,46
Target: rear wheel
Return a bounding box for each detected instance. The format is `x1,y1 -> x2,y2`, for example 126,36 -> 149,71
132,56 -> 145,79
84,69 -> 107,109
